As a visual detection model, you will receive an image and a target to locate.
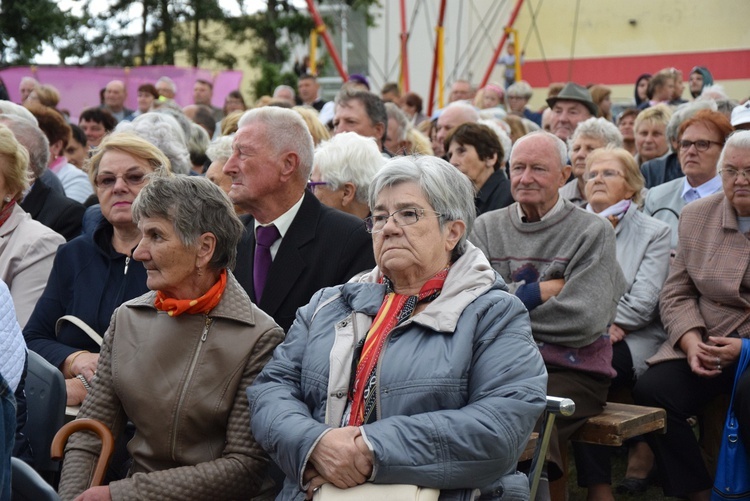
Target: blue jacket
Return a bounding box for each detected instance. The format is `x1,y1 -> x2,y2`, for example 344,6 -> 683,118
248,244 -> 547,500
23,218 -> 149,369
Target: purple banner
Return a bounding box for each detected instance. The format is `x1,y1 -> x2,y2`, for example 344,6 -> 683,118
0,65 -> 244,122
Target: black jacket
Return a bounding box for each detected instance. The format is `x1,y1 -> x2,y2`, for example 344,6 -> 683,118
235,191 -> 375,332
20,180 -> 85,241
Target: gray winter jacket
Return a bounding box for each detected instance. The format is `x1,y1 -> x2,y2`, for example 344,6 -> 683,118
248,244 -> 547,500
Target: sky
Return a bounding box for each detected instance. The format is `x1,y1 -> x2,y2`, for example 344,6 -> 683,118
34,0 -> 304,64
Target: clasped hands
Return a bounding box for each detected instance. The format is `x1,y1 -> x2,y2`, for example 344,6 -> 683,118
680,330 -> 742,377
304,426 -> 374,500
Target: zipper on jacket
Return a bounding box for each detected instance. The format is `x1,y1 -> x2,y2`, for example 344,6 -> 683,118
170,315 -> 212,460
123,256 -> 130,275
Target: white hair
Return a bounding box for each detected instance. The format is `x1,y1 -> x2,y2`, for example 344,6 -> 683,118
513,131 -> 568,169
698,84 -> 729,101
314,132 -> 385,204
718,130 -> 750,174
20,76 -> 39,87
0,101 -> 38,125
568,117 -> 623,155
157,76 -> 177,93
206,135 -> 234,162
441,101 -> 480,123
385,102 -> 410,142
478,119 -> 512,164
116,113 -> 191,175
238,107 -> 314,180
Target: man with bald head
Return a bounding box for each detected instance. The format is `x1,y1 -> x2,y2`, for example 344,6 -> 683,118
434,101 -> 480,157
224,107 -> 374,332
101,80 -> 133,122
471,131 -> 625,497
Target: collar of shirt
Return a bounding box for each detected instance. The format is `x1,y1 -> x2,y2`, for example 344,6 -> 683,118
681,175 -> 722,203
516,195 -> 565,222
254,194 -> 305,259
49,156 -> 67,174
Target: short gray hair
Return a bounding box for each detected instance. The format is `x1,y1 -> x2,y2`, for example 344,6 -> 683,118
117,113 -> 192,175
718,130 -> 750,174
368,155 -> 475,260
314,132 -> 385,203
667,101 -> 717,144
206,135 -> 234,162
513,131 -> 568,169
506,80 -> 533,99
441,101 -> 480,124
568,117 -> 623,155
238,107 -> 314,181
273,85 -> 296,101
157,76 -> 177,93
385,102 -> 409,141
132,175 -> 244,271
187,123 -> 210,160
0,114 -> 49,179
478,118 -> 512,164
0,102 -> 38,125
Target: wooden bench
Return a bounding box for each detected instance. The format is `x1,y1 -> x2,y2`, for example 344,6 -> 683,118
519,402 -> 666,461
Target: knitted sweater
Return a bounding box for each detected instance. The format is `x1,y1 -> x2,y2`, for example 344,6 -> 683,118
471,199 -> 626,376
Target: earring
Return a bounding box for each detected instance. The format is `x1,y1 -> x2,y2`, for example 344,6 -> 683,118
3,196 -> 11,203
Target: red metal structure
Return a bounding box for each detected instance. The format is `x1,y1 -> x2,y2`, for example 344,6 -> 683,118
480,0 -> 525,89
305,0 -> 349,81
427,0 -> 447,116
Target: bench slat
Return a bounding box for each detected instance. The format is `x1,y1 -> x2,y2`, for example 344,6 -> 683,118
569,402 -> 666,446
519,402 -> 667,462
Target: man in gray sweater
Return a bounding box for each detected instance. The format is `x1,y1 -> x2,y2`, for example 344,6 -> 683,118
470,131 -> 626,497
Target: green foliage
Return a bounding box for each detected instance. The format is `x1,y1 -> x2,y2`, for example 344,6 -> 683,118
0,0 -> 71,66
251,61 -> 298,101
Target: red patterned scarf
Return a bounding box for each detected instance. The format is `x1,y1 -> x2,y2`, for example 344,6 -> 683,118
347,267 -> 449,426
154,269 -> 227,317
0,200 -> 16,228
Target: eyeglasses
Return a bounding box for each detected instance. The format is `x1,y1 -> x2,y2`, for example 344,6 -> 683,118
719,168 -> 750,181
679,139 -> 723,152
583,169 -> 624,182
307,181 -> 329,191
364,207 -> 442,234
95,171 -> 147,189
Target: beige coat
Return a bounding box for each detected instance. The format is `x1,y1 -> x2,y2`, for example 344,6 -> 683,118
58,272 -> 284,501
0,204 -> 64,327
649,193 -> 750,365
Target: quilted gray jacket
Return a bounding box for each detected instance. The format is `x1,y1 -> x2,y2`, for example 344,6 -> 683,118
248,243 -> 547,500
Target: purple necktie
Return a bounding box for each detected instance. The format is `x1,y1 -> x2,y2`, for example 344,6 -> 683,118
253,224 -> 281,303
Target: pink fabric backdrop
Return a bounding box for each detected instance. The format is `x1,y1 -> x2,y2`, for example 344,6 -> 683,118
0,65 -> 244,122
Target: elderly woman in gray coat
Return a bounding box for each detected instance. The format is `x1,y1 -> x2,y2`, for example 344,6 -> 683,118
575,146 -> 671,499
248,156 -> 547,501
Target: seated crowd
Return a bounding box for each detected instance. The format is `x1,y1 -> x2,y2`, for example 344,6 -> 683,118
0,63 -> 749,501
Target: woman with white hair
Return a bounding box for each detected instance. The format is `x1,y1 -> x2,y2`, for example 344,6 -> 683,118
116,112 -> 192,175
559,117 -> 624,207
308,132 -> 385,219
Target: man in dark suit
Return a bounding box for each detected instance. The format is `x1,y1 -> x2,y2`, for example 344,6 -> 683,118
224,107 -> 375,332
0,114 -> 84,241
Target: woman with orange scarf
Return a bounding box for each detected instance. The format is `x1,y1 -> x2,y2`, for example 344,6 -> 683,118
58,176 -> 284,501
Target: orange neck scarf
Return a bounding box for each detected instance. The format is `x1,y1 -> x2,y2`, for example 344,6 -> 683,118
154,269 -> 227,317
